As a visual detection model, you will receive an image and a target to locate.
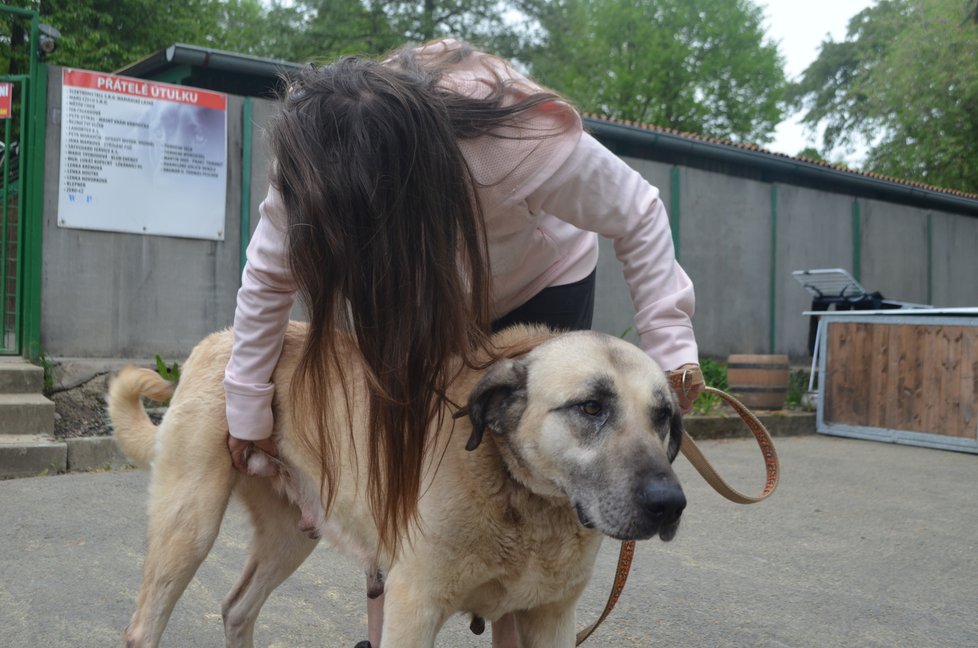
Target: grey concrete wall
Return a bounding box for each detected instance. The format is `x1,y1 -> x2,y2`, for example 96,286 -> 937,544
775,186 -> 855,358
930,209 -> 978,307
593,164 -> 978,362
859,200 -> 930,306
37,69 -> 978,361
679,169 -> 773,357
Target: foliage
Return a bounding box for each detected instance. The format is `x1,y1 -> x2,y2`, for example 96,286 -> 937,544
784,368 -> 810,410
691,358 -> 727,415
796,147 -> 826,162
2,0 -> 789,145
382,1 -> 521,48
35,352 -> 54,392
692,361 -> 811,414
256,1 -> 529,63
256,0 -> 401,63
154,354 -> 180,383
0,0 -> 275,73
517,0 -> 787,143
0,1 -> 534,70
152,354 -> 180,407
789,0 -> 978,193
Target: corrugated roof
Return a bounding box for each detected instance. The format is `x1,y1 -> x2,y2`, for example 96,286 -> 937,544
583,113 -> 978,204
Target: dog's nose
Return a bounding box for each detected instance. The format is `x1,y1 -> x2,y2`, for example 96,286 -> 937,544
639,479 -> 686,523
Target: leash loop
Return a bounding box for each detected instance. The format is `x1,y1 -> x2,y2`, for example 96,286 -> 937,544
680,386 -> 780,504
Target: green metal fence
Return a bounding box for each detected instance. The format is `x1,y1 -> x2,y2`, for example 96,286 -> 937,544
0,5 -> 47,357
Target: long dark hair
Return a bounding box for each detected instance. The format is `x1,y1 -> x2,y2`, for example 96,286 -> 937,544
268,40 -> 571,555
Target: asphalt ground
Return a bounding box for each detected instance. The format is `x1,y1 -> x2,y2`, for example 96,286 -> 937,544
1,434 -> 976,647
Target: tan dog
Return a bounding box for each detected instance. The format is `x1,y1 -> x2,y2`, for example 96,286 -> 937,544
108,322 -> 686,647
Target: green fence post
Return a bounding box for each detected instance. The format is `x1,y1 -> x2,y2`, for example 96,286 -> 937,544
851,199 -> 862,283
926,213 -> 933,305
769,184 -> 778,354
21,13 -> 47,359
240,97 -> 253,278
1,117 -> 10,342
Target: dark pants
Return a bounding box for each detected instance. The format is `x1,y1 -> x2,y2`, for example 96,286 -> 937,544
491,270 -> 596,333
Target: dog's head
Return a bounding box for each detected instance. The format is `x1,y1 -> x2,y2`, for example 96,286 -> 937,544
465,330 -> 685,542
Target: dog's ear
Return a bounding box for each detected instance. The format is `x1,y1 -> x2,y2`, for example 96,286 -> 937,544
465,358 -> 528,451
667,409 -> 684,463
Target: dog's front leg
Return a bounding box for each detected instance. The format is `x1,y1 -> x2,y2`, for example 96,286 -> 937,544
514,600 -> 577,648
377,577 -> 445,648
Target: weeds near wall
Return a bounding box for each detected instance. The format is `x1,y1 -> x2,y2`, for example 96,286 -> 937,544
36,352 -> 54,393
692,359 -> 728,415
154,354 -> 180,382
784,369 -> 811,409
153,355 -> 180,407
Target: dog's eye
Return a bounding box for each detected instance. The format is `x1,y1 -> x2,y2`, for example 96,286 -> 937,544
578,401 -> 604,417
653,406 -> 672,426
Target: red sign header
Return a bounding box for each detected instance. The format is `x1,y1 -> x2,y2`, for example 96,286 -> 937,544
62,69 -> 226,111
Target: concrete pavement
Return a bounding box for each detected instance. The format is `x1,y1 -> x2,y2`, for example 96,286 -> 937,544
1,435 -> 976,647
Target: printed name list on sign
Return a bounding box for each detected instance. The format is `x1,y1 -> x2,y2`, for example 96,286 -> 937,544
57,69 -> 228,240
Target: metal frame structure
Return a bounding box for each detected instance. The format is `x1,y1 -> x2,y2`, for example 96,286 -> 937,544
0,5 -> 47,357
815,310 -> 978,454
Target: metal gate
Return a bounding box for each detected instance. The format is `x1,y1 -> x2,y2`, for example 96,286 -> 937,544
0,5 -> 47,357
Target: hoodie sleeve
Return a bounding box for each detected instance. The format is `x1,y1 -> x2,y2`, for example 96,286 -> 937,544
525,132 -> 698,371
223,186 -> 297,441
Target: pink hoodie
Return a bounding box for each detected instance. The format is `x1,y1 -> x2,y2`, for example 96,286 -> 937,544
224,44 -> 698,441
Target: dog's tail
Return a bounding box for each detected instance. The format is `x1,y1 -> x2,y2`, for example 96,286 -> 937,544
107,366 -> 175,469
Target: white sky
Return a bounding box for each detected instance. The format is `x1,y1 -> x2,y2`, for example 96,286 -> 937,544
758,0 -> 876,162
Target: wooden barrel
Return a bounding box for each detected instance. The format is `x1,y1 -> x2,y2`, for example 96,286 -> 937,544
726,354 -> 790,410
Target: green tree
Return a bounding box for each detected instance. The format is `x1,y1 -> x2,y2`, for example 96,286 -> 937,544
270,1 -> 526,63
204,0 -> 278,57
257,0 -> 401,63
518,0 -> 786,143
1,0 -> 273,72
381,0 -> 516,45
790,0 -> 978,192
796,147 -> 826,162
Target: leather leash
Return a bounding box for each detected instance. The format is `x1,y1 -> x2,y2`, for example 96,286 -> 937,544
679,386 -> 780,503
576,380 -> 780,645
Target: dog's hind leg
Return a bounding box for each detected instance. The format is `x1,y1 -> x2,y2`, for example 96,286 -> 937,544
124,461 -> 235,648
221,479 -> 319,648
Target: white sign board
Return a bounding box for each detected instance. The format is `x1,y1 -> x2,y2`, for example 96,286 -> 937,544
58,69 -> 228,240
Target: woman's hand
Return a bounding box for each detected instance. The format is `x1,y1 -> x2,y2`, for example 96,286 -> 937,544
668,363 -> 705,415
227,434 -> 279,475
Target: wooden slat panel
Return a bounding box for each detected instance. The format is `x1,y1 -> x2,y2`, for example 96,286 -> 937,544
962,332 -> 978,437
825,322 -> 872,425
824,321 -> 978,440
921,325 -> 943,435
891,324 -> 924,431
867,323 -> 890,429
